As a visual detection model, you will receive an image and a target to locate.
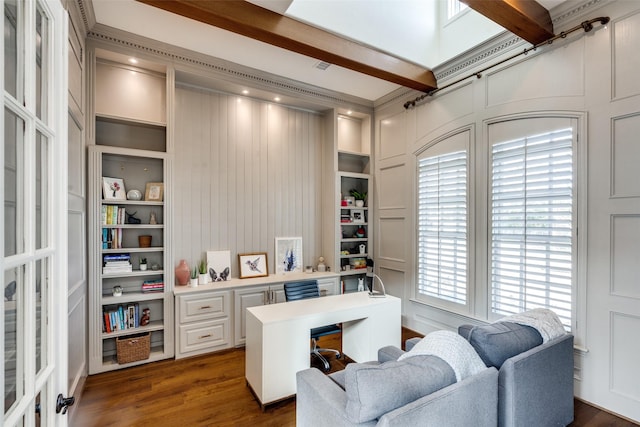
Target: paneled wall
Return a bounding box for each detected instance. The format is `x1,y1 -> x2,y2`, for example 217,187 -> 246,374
173,85 -> 326,276
374,0 -> 640,422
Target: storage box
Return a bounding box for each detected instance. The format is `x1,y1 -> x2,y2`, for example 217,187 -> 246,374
349,257 -> 367,269
116,332 -> 150,364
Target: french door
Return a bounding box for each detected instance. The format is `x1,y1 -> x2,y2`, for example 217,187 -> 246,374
3,0 -> 69,426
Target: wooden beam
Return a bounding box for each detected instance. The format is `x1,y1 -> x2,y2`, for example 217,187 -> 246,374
136,0 -> 437,93
461,0 -> 554,45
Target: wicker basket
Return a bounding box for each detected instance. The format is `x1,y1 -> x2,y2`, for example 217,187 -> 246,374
116,332 -> 150,364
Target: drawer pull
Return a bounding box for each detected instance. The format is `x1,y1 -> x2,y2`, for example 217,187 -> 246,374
198,334 -> 212,339
199,305 -> 212,310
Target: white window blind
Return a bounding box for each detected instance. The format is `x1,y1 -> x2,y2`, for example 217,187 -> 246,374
490,127 -> 574,328
417,150 -> 468,304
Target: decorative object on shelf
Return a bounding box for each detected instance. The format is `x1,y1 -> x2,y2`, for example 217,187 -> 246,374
144,182 -> 164,202
149,211 -> 157,225
350,189 -> 367,207
357,277 -> 365,292
305,265 -> 313,273
126,211 -> 141,224
351,209 -> 365,223
198,258 -> 208,285
189,266 -> 198,287
151,263 -> 160,271
112,286 -> 123,297
275,237 -> 303,274
102,177 -> 127,200
116,332 -> 151,364
140,308 -> 150,326
138,235 -> 152,248
207,250 -> 231,282
126,189 -> 142,201
355,226 -> 366,238
238,252 -> 269,279
317,256 -> 326,272
139,258 -> 147,271
359,244 -> 366,254
175,259 -> 190,286
344,196 -> 355,206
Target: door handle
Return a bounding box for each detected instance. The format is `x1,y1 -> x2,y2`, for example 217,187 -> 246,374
56,394 -> 75,414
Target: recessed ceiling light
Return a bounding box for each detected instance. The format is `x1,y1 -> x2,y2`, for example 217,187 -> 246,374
242,90 -> 249,95
128,58 -> 138,64
347,110 -> 353,115
274,97 -> 281,102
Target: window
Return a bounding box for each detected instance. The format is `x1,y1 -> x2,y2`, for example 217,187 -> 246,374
490,120 -> 575,329
417,133 -> 468,305
447,0 -> 469,20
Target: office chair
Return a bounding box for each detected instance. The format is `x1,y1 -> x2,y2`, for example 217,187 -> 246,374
283,280 -> 341,372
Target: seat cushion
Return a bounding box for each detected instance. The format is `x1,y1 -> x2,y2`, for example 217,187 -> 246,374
343,355 -> 456,423
462,322 -> 543,368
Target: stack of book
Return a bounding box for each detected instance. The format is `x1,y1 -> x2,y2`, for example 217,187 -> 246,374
103,303 -> 141,333
141,279 -> 164,293
103,254 -> 132,274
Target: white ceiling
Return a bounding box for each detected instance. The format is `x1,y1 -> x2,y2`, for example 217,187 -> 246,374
91,0 -> 568,102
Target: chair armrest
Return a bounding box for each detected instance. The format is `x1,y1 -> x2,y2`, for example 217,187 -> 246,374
405,337 -> 421,351
296,368 -> 372,427
377,367 -> 498,427
378,346 -> 405,363
499,334 -> 574,427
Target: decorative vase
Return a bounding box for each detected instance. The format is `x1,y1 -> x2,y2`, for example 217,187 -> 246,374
355,200 -> 364,207
175,260 -> 190,286
189,277 -> 198,288
138,235 -> 152,248
140,263 -> 148,271
198,273 -> 208,285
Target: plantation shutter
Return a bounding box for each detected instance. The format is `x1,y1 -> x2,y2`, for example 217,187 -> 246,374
417,133 -> 468,305
490,120 -> 575,328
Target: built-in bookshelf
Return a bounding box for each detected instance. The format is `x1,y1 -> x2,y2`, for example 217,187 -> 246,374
88,53 -> 173,374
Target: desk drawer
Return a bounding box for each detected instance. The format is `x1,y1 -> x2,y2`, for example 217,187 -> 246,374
179,318 -> 230,355
178,291 -> 230,323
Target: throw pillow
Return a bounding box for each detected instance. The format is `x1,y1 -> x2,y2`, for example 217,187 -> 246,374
464,321 -> 543,368
344,355 -> 455,424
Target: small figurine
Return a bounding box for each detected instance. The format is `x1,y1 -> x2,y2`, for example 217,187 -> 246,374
149,211 -> 157,225
317,256 -> 326,272
126,211 -> 141,224
140,308 -> 150,326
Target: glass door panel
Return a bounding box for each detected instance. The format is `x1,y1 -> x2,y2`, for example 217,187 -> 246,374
4,0 -> 22,103
35,131 -> 48,250
4,108 -> 25,257
35,4 -> 48,122
4,266 -> 24,415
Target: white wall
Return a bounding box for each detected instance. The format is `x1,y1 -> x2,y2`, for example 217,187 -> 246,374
173,85 -> 326,276
373,0 -> 640,422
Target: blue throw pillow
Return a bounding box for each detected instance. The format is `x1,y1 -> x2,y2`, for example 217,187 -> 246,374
462,322 -> 542,368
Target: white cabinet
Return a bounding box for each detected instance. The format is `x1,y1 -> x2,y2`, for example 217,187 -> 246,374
175,290 -> 231,359
233,285 -> 284,346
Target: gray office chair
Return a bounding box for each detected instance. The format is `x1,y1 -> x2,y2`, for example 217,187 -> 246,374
283,280 -> 341,372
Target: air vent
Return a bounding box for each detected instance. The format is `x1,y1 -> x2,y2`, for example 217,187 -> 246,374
314,61 -> 331,70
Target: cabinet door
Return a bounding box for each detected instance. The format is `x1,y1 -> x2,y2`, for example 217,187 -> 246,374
271,284 -> 286,304
318,278 -> 339,296
234,286 -> 269,346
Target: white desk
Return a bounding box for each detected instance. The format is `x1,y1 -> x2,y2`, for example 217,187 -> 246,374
245,292 -> 401,406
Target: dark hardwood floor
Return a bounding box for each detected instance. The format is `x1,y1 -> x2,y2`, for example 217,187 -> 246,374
72,329 -> 638,427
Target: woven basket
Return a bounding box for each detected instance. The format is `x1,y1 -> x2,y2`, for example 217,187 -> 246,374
116,333 -> 150,364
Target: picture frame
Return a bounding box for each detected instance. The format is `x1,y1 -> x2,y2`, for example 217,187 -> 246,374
102,177 -> 127,201
207,250 -> 231,282
238,252 -> 269,279
145,182 -> 164,202
351,209 -> 365,223
275,237 -> 303,274
344,196 -> 355,206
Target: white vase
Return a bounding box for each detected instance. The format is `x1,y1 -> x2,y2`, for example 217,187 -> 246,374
199,273 -> 208,285
140,264 -> 147,271
355,200 -> 364,207
189,278 -> 198,287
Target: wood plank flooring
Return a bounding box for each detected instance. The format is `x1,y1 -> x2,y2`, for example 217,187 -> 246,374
72,329 -> 638,427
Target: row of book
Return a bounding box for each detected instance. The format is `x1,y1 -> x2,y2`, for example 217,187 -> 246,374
103,303 -> 142,333
102,228 -> 125,250
103,253 -> 132,274
142,279 -> 164,293
102,205 -> 126,225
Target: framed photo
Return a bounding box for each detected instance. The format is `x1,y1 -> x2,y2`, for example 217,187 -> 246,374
145,182 -> 164,202
238,252 -> 269,279
207,250 -> 231,282
102,177 -> 127,200
275,237 -> 303,274
351,209 -> 365,223
344,196 -> 355,206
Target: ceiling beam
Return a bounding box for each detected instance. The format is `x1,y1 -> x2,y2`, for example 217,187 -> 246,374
136,0 -> 437,93
460,0 -> 554,45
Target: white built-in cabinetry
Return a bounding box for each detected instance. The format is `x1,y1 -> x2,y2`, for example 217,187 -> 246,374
174,272 -> 339,359
88,53 -> 174,374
